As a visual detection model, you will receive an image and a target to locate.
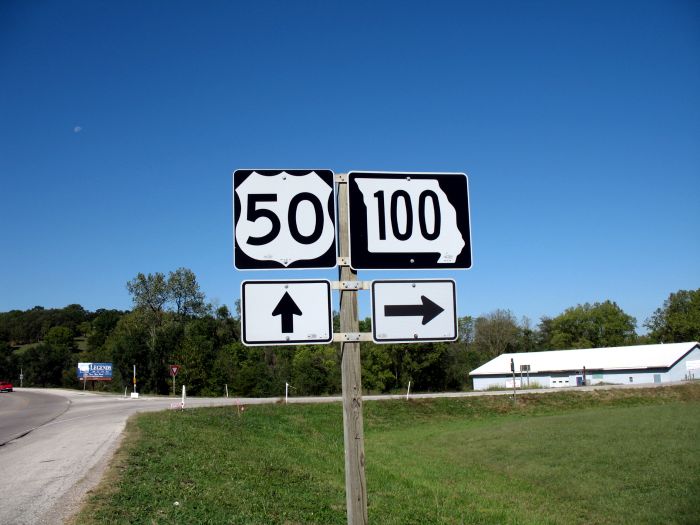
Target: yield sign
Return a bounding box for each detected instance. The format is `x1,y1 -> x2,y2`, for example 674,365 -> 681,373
169,365 -> 180,377
241,280 -> 333,346
371,279 -> 457,343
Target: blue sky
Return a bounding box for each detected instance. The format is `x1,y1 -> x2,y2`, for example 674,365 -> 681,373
1,0 -> 698,331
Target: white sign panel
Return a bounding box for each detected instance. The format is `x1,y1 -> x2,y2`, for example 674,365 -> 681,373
241,280 -> 333,346
233,170 -> 337,269
371,279 -> 457,343
348,172 -> 471,270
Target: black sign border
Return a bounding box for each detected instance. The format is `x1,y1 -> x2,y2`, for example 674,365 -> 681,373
233,169 -> 337,270
348,172 -> 471,270
241,279 -> 334,346
370,279 -> 458,344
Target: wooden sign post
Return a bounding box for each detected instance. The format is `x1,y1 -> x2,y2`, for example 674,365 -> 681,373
337,177 -> 368,525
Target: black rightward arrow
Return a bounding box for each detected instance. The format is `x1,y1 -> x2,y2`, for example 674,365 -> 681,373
385,296 -> 444,325
272,292 -> 303,333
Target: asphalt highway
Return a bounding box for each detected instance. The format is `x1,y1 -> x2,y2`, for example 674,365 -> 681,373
0,389 -> 274,525
0,390 -> 70,445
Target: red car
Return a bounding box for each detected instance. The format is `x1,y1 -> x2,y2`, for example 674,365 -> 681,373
0,382 -> 13,392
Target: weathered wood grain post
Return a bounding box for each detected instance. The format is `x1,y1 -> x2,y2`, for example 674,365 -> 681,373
337,175 -> 369,525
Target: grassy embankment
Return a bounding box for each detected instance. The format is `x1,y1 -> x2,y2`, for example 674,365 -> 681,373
74,383 -> 700,524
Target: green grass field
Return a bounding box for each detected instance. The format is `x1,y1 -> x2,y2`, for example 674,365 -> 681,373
74,384 -> 700,524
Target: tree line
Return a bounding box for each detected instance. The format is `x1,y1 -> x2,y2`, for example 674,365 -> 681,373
1,268 -> 698,396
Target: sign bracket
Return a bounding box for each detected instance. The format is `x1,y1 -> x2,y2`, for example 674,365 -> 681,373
332,280 -> 371,290
333,333 -> 373,343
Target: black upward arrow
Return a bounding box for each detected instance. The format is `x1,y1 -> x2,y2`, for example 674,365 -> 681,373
384,296 -> 444,325
272,292 -> 302,333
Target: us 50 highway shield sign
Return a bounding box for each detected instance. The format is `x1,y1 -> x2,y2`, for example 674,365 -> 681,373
233,170 -> 337,269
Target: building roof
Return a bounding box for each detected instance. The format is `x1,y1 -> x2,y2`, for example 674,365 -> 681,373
469,342 -> 699,376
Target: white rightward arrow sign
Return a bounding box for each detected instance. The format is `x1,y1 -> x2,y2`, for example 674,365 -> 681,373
371,279 -> 457,343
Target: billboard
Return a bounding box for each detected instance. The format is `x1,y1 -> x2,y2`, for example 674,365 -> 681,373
77,362 -> 113,381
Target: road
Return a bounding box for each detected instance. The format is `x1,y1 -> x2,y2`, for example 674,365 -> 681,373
0,389 -> 276,525
0,390 -> 70,445
0,382 -> 679,524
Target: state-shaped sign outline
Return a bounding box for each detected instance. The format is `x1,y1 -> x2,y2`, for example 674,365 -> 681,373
347,171 -> 472,270
240,279 -> 334,346
233,169 -> 338,270
370,278 -> 458,344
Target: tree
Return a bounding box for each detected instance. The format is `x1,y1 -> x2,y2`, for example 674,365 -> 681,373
0,305 -> 91,345
0,341 -> 19,382
119,269 -> 216,394
540,301 -> 637,349
458,316 -> 475,343
645,288 -> 700,343
473,310 -> 520,359
361,343 -> 395,393
105,310 -> 151,392
87,310 -> 125,351
126,273 -> 169,317
443,342 -> 471,391
514,316 -> 538,353
215,305 -> 231,321
21,343 -> 71,387
126,272 -> 169,351
127,273 -> 168,367
175,321 -> 214,395
401,343 -> 452,391
167,267 -> 207,318
227,345 -> 280,397
45,326 -> 74,352
214,305 -> 240,344
291,346 -> 337,395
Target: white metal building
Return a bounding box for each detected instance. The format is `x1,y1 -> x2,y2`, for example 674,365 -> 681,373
469,342 -> 700,391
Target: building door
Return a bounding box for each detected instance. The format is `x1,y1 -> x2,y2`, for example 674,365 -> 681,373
653,374 -> 661,384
